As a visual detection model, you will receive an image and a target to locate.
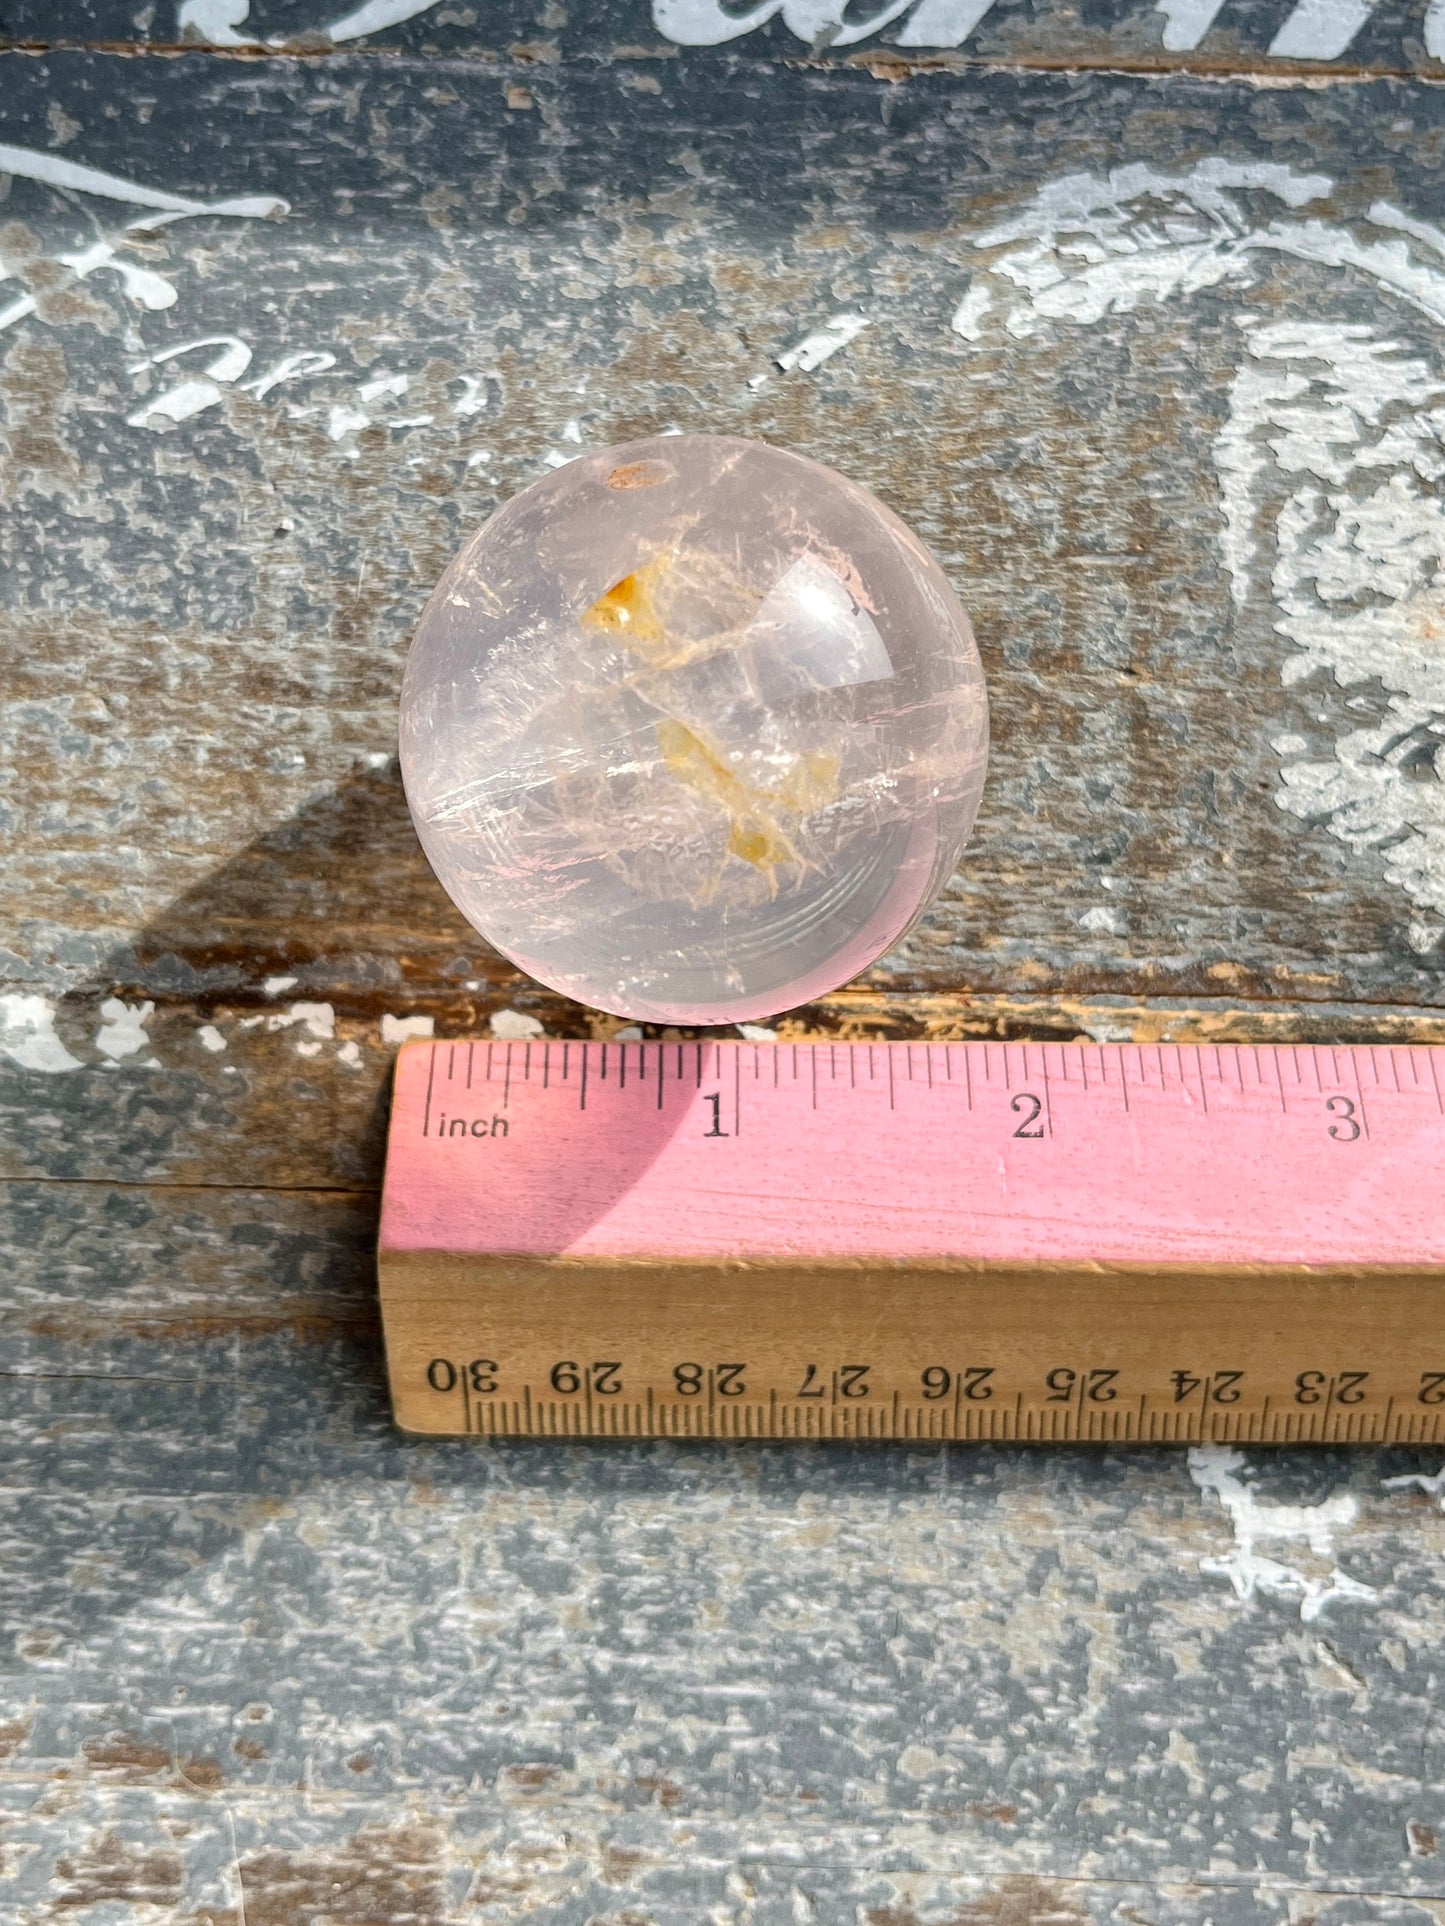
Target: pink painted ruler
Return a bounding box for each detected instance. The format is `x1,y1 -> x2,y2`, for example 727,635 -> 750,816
378,1041 -> 1445,1443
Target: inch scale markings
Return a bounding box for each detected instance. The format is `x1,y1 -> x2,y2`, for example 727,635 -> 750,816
380,1041 -> 1445,1443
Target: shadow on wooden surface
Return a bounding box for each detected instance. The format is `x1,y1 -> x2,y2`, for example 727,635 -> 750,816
112,761 -> 498,1004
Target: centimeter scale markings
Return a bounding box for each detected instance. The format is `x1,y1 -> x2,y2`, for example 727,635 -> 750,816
377,1040 -> 1445,1444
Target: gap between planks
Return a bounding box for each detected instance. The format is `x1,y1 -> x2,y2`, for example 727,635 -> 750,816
0,39 -> 1441,84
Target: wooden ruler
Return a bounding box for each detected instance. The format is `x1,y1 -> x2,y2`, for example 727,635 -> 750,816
378,1039 -> 1445,1443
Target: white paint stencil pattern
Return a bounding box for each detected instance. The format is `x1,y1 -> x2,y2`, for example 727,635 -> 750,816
952,161 -> 1445,948
166,0 -> 1422,59
658,0 -> 1404,52
0,143 -> 287,338
1188,1447 -> 1378,1620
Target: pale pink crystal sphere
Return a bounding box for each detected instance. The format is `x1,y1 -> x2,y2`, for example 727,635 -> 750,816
400,435 -> 988,1024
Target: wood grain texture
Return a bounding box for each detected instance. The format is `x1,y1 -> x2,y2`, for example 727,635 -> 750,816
4,33 -> 1445,1925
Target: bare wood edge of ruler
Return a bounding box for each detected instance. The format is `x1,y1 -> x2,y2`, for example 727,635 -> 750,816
377,1037 -> 1445,1445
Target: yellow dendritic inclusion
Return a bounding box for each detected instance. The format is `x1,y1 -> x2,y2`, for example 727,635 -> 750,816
580,559 -> 669,655
582,557 -> 841,887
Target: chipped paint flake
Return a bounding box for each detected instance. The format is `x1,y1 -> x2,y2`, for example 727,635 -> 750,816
95,998 -> 155,1063
265,1002 -> 336,1043
0,993 -> 82,1074
327,404 -> 371,444
950,282 -> 993,342
776,312 -> 869,374
357,371 -> 408,404
1188,1446 -> 1378,1621
489,1009 -> 545,1040
197,1024 -> 227,1055
1078,906 -> 1121,934
381,1014 -> 435,1043
452,375 -> 489,417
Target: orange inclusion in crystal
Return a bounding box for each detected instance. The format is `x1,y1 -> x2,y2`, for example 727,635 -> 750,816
581,560 -> 668,650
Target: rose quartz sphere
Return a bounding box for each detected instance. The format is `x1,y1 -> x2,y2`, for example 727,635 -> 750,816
399,435 -> 988,1024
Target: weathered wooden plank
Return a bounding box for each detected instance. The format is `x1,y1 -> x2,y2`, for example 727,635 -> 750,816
3,55 -> 1445,1029
0,1179 -> 375,1318
0,1789 -> 1439,1924
1,1389 -> 1444,1906
3,0 -> 1442,78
